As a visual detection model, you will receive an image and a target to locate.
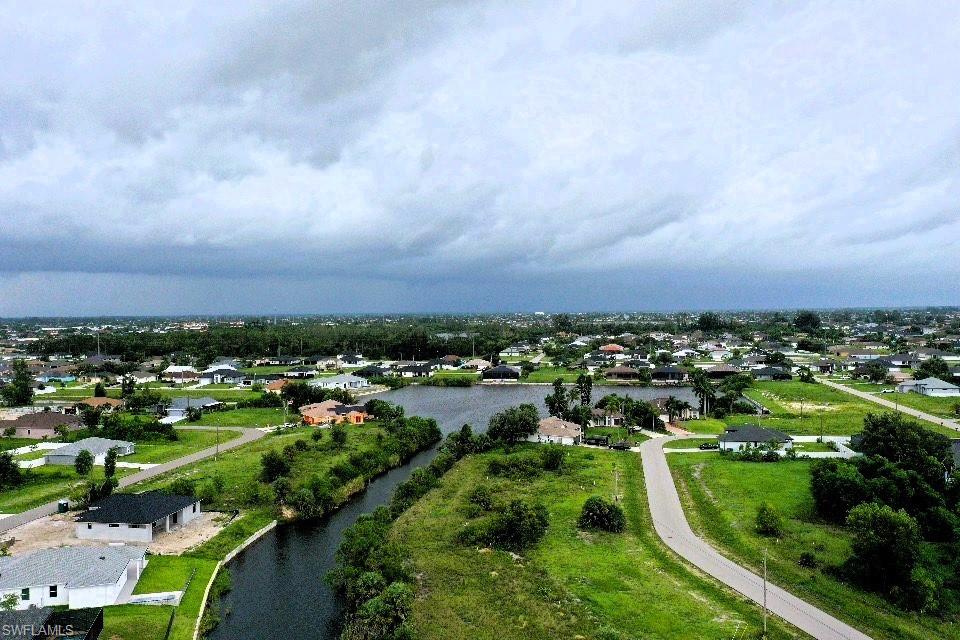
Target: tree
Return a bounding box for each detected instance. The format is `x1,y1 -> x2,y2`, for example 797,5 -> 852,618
575,374 -> 592,407
0,593 -> 19,611
690,368 -> 716,415
663,396 -> 691,423
578,496 -> 626,533
331,422 -> 348,447
93,382 -> 107,397
540,445 -> 565,471
810,459 -> 869,522
0,359 -> 33,407
0,452 -> 23,490
793,311 -> 821,333
74,449 -> 94,476
915,356 -> 950,381
552,313 -> 574,333
544,379 -> 569,418
857,412 -> 952,484
260,450 -> 290,482
103,447 -> 118,479
79,405 -> 104,432
695,312 -> 726,331
797,366 -> 816,383
487,404 -> 539,443
845,503 -> 921,595
755,502 -> 784,537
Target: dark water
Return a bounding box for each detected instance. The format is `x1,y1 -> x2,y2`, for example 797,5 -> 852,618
209,384 -> 695,640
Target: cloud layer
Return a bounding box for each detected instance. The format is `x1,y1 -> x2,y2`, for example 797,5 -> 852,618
2,0 -> 959,314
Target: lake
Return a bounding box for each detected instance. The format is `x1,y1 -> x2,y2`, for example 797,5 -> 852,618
208,384 -> 695,640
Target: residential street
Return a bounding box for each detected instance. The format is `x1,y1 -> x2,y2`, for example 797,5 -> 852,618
819,378 -> 960,433
0,425 -> 265,534
638,437 -> 873,640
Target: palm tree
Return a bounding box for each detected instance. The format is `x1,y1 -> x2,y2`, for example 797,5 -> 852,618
690,369 -> 716,415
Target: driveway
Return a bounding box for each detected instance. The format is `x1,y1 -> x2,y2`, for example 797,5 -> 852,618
819,378 -> 960,433
639,437 -> 872,640
0,425 -> 264,534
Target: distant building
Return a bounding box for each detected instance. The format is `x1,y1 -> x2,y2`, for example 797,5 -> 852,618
0,412 -> 83,439
529,417 -> 582,446
308,373 -> 371,391
480,365 -> 521,381
896,377 -> 960,397
719,426 -> 793,452
45,437 -> 135,466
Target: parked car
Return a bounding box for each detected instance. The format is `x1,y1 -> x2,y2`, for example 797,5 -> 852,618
610,440 -> 632,451
698,441 -> 720,450
879,389 -> 894,394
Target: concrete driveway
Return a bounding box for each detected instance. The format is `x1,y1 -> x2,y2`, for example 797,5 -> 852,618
639,436 -> 873,640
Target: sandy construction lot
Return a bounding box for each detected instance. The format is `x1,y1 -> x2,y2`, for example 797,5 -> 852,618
4,511 -> 227,555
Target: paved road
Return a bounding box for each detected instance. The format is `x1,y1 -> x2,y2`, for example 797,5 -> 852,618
0,426 -> 264,534
639,437 -> 873,640
819,378 -> 960,433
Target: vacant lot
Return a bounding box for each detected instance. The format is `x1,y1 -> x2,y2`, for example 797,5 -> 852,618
392,447 -> 800,639
669,455 -> 955,640
182,407 -> 287,427
0,465 -> 134,514
124,428 -> 242,464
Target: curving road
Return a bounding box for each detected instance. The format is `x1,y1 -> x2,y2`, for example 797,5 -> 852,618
0,425 -> 265,534
639,437 -> 873,640
819,377 -> 960,433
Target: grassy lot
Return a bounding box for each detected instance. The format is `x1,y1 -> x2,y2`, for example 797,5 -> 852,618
13,449 -> 49,461
392,447 -> 800,640
0,437 -> 44,451
681,417 -> 727,434
101,604 -> 173,640
584,426 -> 648,446
666,437 -> 718,449
524,366 -> 593,383
669,455 -> 955,640
0,465 -> 134,513
432,370 -> 480,378
737,381 -> 957,437
792,441 -> 835,453
133,424 -> 387,511
879,392 -> 958,419
181,407 -> 287,427
123,429 -> 242,464
134,555 -> 216,594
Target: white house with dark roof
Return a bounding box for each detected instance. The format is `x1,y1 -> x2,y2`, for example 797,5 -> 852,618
896,377 -> 960,397
0,545 -> 146,609
719,426 -> 793,452
528,417 -> 582,446
308,373 -> 371,391
75,492 -> 201,543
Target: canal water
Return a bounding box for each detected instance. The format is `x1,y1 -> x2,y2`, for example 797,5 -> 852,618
209,385 -> 695,640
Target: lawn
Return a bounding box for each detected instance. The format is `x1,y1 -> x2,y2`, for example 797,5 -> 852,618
0,465 -> 134,513
123,429 -> 242,464
101,604 -> 173,640
665,437 -> 718,449
392,447 -> 800,640
181,407 -> 287,427
738,381 -> 957,437
134,555 -> 216,594
13,449 -> 49,461
584,426 -> 648,446
668,455 -> 956,640
681,416 -> 727,434
524,366 -> 594,383
792,441 -> 835,453
0,437 -> 43,451
132,424 -> 388,511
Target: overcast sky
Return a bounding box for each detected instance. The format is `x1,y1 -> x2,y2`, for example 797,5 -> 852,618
1,1 -> 958,316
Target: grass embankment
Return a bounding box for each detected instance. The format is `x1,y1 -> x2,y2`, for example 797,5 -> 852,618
393,447 -> 800,639
0,466 -> 135,513
101,605 -> 173,640
669,455 -> 956,640
737,381 -> 957,437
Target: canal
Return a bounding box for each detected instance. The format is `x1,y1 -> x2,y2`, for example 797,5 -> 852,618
208,384 -> 695,640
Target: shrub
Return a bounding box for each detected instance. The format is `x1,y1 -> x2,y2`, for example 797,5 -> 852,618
755,502 -> 784,537
844,502 -> 921,597
540,445 -> 565,471
460,499 -> 549,551
311,429 -> 324,443
260,450 -> 291,482
487,454 -> 542,480
578,496 -> 626,533
467,484 -> 494,512
798,551 -> 818,569
331,423 -> 348,447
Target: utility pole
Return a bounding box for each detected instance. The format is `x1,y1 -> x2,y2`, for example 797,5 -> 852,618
762,547 -> 768,637
819,410 -> 824,442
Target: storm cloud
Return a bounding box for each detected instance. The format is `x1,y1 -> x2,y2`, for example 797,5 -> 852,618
1,0 -> 958,314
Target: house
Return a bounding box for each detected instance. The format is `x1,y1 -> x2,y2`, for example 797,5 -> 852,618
164,396 -> 223,420
651,397 -> 699,421
599,343 -> 625,354
45,438 -> 135,466
914,348 -> 960,363
719,426 -> 793,452
672,348 -> 699,360
590,408 -> 624,427
463,358 -> 492,371
265,379 -> 289,394
499,344 -> 531,357
74,397 -> 124,412
752,366 -> 793,381
123,370 -> 157,385
889,353 -> 920,368
0,607 -> 103,640
604,365 -> 641,381
439,355 -> 463,369
0,545 -> 146,610
338,353 -> 368,367
896,377 -> 960,397
813,359 -> 836,374
36,368 -> 77,384
528,417 -> 582,446
161,365 -> 199,382
282,366 -> 317,379
309,373 -> 371,391
708,349 -> 733,361
651,365 -> 688,383
199,368 -> 247,385
480,365 -> 521,381
300,400 -> 368,425
705,363 -> 740,379
396,364 -> 432,378
75,492 -> 201,543
0,412 -> 83,439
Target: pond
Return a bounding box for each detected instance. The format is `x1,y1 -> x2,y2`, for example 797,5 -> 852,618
208,384 -> 695,640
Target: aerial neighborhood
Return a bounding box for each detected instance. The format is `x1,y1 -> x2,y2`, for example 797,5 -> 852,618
0,309 -> 959,640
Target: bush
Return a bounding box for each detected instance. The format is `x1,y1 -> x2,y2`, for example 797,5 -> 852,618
467,484 -> 494,511
331,423 -> 348,447
755,502 -> 784,537
844,502 -> 921,597
798,551 -> 819,569
459,499 -> 549,551
540,445 -> 565,471
487,454 -> 542,480
261,449 -> 291,482
578,496 -> 626,533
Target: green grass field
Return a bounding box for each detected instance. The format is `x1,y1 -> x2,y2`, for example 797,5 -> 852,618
584,426 -> 648,446
0,437 -> 45,451
681,416 -> 727,434
737,381 -> 957,437
0,465 -> 134,513
101,604 -> 173,640
182,407 -> 287,427
392,447 -> 800,639
123,428 -> 242,464
133,424 -> 387,511
668,455 -> 955,640
665,437 -> 718,449
523,366 -> 593,383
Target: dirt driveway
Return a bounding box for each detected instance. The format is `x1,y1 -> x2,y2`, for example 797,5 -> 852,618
4,511 -> 227,555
